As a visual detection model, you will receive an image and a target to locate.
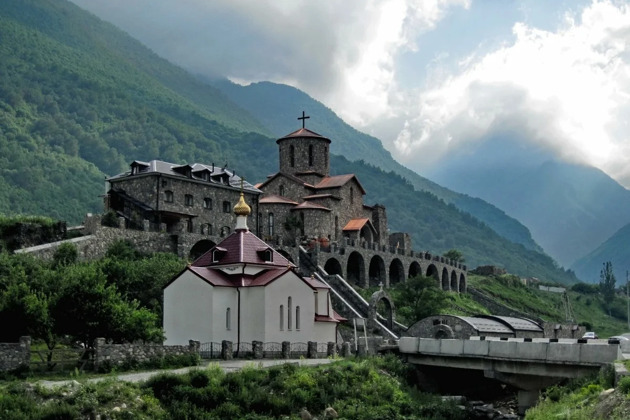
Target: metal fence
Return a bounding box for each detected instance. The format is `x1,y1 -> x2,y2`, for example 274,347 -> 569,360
199,342 -> 221,359
263,342 -> 282,358
290,342 -> 308,358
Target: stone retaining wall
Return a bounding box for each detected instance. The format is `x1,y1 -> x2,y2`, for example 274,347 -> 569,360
0,337 -> 30,372
94,338 -> 199,371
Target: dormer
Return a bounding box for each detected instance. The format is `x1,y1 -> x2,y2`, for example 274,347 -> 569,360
130,161 -> 150,175
212,247 -> 227,263
193,168 -> 212,182
172,164 -> 194,178
257,247 -> 273,263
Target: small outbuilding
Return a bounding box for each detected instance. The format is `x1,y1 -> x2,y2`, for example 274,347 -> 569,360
405,314 -> 544,339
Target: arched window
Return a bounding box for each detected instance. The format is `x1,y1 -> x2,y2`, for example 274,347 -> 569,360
295,306 -> 300,330
350,187 -> 354,204
258,212 -> 263,236
335,216 -> 339,240
287,297 -> 292,330
279,185 -> 285,196
289,145 -> 295,167
226,308 -> 231,330
308,144 -> 313,166
203,197 -> 212,210
300,213 -> 305,236
165,190 -> 174,203
268,213 -> 274,237
279,305 -> 284,330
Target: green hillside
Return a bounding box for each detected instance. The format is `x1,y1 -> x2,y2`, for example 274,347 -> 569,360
212,80 -> 542,253
0,0 -> 577,283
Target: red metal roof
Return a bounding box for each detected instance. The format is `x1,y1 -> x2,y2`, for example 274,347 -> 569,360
303,194 -> 340,200
191,230 -> 294,268
342,218 -> 370,231
314,174 -> 366,194
290,202 -> 331,211
276,128 -> 331,143
259,195 -> 299,205
303,276 -> 330,289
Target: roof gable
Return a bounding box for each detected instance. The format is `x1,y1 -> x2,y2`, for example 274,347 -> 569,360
314,174 -> 366,194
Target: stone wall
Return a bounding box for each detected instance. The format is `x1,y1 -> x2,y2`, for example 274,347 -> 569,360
94,338 -> 199,371
0,336 -> 30,372
543,323 -> 585,339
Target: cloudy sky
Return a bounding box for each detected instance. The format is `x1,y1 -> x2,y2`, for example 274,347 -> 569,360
70,0 -> 630,187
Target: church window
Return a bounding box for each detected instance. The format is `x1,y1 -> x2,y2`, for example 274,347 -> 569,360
350,187 -> 354,204
295,306 -> 300,330
300,213 -> 305,236
279,185 -> 285,196
185,194 -> 194,206
203,197 -> 212,210
186,219 -> 193,233
200,223 -> 212,235
258,212 -> 263,236
268,213 -> 274,237
335,216 -> 339,240
279,305 -> 284,330
287,297 -> 292,330
226,308 -> 231,330
222,201 -> 231,213
308,145 -> 314,166
289,145 -> 295,168
165,190 -> 174,203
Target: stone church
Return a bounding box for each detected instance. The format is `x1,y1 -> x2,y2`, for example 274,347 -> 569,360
256,124 -> 390,249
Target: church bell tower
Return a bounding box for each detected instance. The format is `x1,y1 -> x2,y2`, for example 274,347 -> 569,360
277,112 -> 331,178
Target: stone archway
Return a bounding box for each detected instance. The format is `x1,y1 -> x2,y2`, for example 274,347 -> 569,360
368,289 -> 396,331
408,261 -> 422,278
324,258 -> 343,276
369,255 -> 386,287
450,270 -> 458,292
459,273 -> 467,293
389,258 -> 405,286
433,324 -> 454,339
347,251 -> 365,286
189,239 -> 216,261
426,264 -> 439,285
441,267 -> 449,291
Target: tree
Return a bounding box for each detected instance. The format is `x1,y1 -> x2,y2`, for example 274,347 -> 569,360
391,275 -> 448,324
443,249 -> 465,263
600,261 -> 616,314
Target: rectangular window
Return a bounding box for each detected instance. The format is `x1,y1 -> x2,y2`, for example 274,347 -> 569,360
203,197 -> 213,210
185,194 -> 193,206
165,191 -> 174,203
223,201 -> 231,213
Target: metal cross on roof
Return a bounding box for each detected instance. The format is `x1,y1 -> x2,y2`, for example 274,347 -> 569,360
298,111 -> 310,128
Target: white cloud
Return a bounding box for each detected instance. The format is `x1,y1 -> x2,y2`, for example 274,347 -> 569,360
393,0 -> 630,185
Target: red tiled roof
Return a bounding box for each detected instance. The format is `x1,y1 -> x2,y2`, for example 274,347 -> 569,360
257,172 -> 316,190
290,202 -> 331,211
314,174 -> 366,194
259,195 -> 299,205
303,276 -> 330,289
188,266 -> 291,288
276,128 -> 331,143
315,310 -> 346,323
303,194 -> 340,200
342,218 -> 369,231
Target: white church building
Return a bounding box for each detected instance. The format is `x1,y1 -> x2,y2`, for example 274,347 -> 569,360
163,189 -> 343,345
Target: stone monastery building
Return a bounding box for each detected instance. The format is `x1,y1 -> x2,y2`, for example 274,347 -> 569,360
106,118 -> 398,257
163,191 -> 342,345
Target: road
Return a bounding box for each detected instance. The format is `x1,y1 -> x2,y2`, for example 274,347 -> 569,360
37,358 -> 334,389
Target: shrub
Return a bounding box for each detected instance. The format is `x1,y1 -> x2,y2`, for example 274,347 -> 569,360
618,376 -> 630,394
52,243 -> 78,267
101,211 -> 120,228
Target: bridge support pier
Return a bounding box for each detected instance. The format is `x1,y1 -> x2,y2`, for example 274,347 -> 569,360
484,370 -> 559,414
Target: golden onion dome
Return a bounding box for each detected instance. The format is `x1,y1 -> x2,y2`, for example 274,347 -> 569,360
233,192 -> 251,216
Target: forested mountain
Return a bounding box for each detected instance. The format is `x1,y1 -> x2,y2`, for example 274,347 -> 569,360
0,0 -> 576,283
426,135 -> 630,268
570,222 -> 630,284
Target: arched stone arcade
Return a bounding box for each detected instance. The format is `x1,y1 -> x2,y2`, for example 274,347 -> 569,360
347,251 -> 365,286
324,258 -> 343,276
408,261 -> 422,278
389,258 -> 405,287
369,256 -> 386,287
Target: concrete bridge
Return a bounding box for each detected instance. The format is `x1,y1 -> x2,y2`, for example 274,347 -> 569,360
398,336 -> 623,413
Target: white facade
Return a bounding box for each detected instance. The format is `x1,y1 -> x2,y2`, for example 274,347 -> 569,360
163,210 -> 341,346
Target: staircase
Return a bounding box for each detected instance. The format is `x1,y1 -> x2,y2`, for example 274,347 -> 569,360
299,247 -> 404,340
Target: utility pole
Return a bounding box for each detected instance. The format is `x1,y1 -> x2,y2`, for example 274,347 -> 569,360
626,270 -> 629,331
